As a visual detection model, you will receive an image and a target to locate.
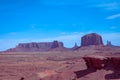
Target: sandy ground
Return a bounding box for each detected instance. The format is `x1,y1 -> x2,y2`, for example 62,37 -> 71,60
0,52 -> 120,80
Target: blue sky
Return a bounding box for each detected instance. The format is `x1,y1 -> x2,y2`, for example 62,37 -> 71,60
0,0 -> 120,51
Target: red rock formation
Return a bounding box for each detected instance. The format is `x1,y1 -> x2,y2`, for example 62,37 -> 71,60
6,41 -> 64,52
83,56 -> 106,69
81,33 -> 103,46
111,57 -> 120,69
72,43 -> 79,50
51,40 -> 63,48
83,55 -> 120,70
106,41 -> 112,47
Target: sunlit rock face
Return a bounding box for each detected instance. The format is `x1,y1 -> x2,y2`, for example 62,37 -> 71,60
81,33 -> 103,46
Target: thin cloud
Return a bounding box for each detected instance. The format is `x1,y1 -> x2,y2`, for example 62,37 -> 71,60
106,13 -> 120,19
110,26 -> 117,29
9,32 -> 16,35
96,2 -> 120,10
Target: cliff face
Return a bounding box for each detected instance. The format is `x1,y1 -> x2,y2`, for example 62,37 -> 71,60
81,33 -> 103,46
83,55 -> 120,70
83,56 -> 106,69
6,41 -> 64,52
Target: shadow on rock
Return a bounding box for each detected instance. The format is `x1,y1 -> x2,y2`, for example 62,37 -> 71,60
20,77 -> 24,80
105,69 -> 120,79
74,68 -> 96,79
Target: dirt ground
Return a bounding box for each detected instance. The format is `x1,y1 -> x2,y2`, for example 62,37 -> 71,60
0,51 -> 120,80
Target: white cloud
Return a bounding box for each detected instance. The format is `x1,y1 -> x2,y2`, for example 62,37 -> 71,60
96,2 -> 120,10
106,13 -> 120,19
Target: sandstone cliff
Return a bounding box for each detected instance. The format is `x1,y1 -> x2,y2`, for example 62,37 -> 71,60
81,33 -> 103,46
83,53 -> 120,70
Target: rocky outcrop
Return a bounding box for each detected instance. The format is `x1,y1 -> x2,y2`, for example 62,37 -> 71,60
72,43 -> 79,50
83,55 -> 120,70
106,41 -> 111,46
6,41 -> 64,52
51,41 -> 63,48
83,56 -> 106,69
81,33 -> 103,46
106,41 -> 113,47
105,41 -> 120,48
109,57 -> 120,69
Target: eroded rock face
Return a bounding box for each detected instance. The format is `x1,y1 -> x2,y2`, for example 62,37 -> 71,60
6,41 -> 64,52
83,57 -> 106,69
81,33 -> 103,46
51,41 -> 63,48
110,57 -> 120,69
83,56 -> 120,70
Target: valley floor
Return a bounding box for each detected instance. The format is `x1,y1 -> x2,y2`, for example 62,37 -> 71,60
0,51 -> 120,80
